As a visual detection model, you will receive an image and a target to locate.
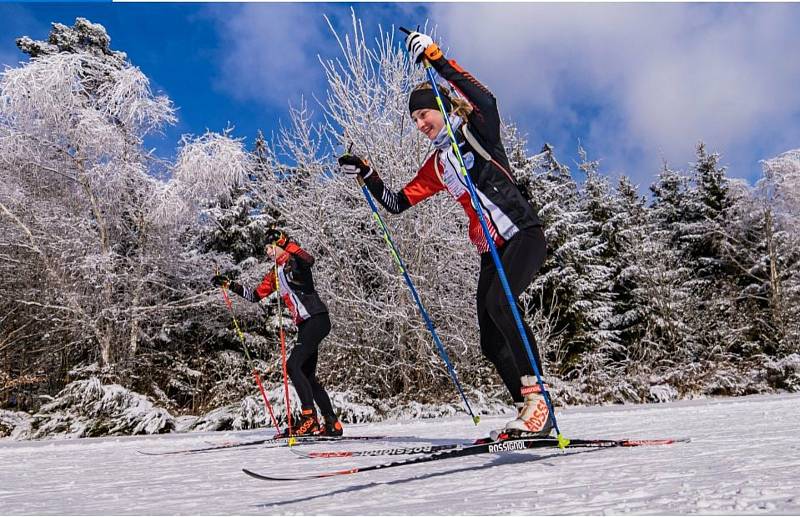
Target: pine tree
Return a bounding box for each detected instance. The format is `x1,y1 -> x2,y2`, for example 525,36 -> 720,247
523,146 -> 617,387
200,132 -> 283,266
647,162 -> 697,365
607,176 -> 650,361
577,150 -> 620,356
684,144 -> 742,357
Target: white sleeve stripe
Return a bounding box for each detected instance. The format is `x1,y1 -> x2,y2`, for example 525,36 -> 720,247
243,286 -> 257,302
381,187 -> 400,212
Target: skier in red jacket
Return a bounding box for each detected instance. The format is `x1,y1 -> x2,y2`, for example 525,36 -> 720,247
338,31 -> 552,437
212,228 -> 343,437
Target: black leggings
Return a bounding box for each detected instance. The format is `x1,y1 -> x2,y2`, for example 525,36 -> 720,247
477,227 -> 547,403
286,313 -> 335,418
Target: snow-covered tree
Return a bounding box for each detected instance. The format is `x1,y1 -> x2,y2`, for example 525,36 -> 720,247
0,19 -> 249,413
0,18 -> 177,376
751,151 -> 800,354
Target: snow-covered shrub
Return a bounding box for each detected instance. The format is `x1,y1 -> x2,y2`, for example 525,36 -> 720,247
0,409 -> 32,439
326,390 -> 380,423
190,385 -> 301,432
377,389 -> 511,421
190,403 -> 246,432
649,384 -> 679,403
467,389 -> 520,416
384,400 -> 459,421
190,395 -> 270,432
26,377 -> 175,439
763,353 -> 800,392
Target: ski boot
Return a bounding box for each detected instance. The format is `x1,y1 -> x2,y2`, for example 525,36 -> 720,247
293,408 -> 320,437
274,408 -> 320,438
321,415 -> 344,437
491,377 -> 553,441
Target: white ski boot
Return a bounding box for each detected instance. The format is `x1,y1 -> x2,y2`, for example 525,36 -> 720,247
503,376 -> 553,438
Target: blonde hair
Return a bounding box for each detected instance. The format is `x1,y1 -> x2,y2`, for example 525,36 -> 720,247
412,82 -> 473,121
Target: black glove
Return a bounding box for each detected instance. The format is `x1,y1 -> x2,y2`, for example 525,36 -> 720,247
265,228 -> 289,247
211,274 -> 230,288
338,154 -> 374,179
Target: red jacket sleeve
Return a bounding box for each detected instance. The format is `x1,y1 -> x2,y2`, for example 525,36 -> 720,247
401,153 -> 445,206
254,270 -> 277,299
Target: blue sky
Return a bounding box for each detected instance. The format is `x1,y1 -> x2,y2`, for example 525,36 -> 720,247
2,3 -> 799,191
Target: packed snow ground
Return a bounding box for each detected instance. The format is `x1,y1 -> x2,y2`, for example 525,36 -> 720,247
2,393 -> 799,515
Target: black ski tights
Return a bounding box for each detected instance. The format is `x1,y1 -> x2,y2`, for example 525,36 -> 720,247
286,313 -> 335,418
476,227 -> 547,403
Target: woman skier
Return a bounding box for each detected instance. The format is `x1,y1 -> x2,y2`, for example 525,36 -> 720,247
338,31 -> 552,436
212,228 -> 343,437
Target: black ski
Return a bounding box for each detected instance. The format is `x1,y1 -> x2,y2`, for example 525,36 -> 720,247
289,442 -> 464,459
242,436 -> 689,481
137,434 -> 387,456
289,434 -> 689,461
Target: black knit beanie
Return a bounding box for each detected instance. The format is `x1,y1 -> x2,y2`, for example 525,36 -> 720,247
408,88 -> 451,116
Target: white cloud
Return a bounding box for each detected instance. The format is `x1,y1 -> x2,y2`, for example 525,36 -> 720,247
208,4 -> 330,109
429,3 -> 800,183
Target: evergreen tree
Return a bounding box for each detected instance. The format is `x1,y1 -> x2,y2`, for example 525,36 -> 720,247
607,176 -> 650,361
647,162 -> 698,365
576,149 -> 620,366
201,133 -> 282,266
525,146 -> 616,383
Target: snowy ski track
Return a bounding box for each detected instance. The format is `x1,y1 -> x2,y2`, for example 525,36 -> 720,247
2,393 -> 799,515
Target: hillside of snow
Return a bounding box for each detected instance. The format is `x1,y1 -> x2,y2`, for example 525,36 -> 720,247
2,393 -> 799,515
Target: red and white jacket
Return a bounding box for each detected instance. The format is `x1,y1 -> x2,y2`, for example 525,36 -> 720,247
364,53 -> 542,254
229,242 -> 328,325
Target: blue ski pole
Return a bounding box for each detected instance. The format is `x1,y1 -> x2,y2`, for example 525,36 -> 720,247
348,153 -> 479,425
400,27 -> 567,447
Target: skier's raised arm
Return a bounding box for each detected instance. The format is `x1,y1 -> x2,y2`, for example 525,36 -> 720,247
406,31 -> 501,144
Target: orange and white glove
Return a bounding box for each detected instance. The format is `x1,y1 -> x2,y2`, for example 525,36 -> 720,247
405,31 -> 442,63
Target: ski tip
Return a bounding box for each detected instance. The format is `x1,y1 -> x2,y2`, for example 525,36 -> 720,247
242,468 -> 277,481
556,433 -> 571,449
135,449 -> 184,456
622,437 -> 692,446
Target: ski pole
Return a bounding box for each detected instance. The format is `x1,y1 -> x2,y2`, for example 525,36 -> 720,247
347,147 -> 479,425
400,27 -> 567,446
216,269 -> 280,433
272,252 -> 295,443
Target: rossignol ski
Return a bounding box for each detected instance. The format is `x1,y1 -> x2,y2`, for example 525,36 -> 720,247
243,436 -> 690,481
